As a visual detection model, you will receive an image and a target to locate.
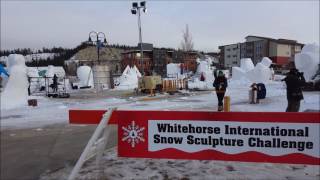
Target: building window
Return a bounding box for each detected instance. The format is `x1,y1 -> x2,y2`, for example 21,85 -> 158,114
227,55 -> 231,58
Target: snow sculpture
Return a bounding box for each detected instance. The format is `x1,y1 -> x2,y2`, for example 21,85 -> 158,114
294,43 -> 320,81
114,65 -> 142,90
232,57 -> 272,84
77,66 -> 94,88
261,57 -> 272,67
240,58 -> 254,72
188,58 -> 215,90
1,54 -> 28,109
231,67 -> 246,80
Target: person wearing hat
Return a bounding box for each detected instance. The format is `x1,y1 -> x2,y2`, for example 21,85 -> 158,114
213,71 -> 228,111
282,68 -> 306,112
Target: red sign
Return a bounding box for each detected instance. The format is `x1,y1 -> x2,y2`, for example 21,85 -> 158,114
117,111 -> 320,165
69,110 -> 320,165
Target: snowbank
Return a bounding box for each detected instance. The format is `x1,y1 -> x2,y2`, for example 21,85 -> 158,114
1,54 -> 28,110
77,66 -> 94,88
114,65 -> 141,90
295,43 -> 320,81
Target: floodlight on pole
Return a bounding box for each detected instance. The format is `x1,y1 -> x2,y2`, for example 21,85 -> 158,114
131,1 -> 147,75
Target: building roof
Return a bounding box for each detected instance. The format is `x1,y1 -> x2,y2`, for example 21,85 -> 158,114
245,35 -> 304,46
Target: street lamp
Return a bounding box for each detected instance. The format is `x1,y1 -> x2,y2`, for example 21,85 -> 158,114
131,1 -> 147,75
88,31 -> 107,64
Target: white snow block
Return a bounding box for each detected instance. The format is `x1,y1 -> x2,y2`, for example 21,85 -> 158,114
46,65 -> 55,78
77,66 -> 94,87
302,43 -> 319,54
1,54 -> 28,110
295,44 -> 320,81
246,63 -> 271,83
240,58 -> 254,72
167,63 -> 181,77
232,67 -> 246,80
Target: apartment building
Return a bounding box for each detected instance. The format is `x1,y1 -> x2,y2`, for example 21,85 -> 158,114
219,43 -> 241,68
219,35 -> 304,69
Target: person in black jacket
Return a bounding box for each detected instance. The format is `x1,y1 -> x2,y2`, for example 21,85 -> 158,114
52,74 -> 58,92
213,71 -> 228,111
282,68 -> 306,112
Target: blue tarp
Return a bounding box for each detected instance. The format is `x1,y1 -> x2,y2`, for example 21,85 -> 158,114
0,64 -> 9,77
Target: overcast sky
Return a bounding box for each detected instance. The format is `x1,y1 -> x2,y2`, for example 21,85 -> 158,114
1,1 -> 319,52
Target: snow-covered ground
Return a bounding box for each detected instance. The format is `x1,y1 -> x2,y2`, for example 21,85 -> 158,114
41,147 -> 320,180
1,80 -> 319,130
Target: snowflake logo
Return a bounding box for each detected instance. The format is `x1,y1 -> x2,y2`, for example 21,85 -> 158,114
122,121 -> 145,148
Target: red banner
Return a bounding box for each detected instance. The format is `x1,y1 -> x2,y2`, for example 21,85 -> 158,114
117,111 -> 320,165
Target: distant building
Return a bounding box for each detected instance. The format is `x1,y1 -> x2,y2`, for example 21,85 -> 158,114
219,43 -> 241,68
153,49 -> 173,76
219,35 -> 304,69
121,49 -> 153,75
64,46 -> 123,76
121,43 -> 199,77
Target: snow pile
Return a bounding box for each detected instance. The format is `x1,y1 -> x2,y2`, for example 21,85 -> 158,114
295,43 -> 320,81
1,54 -> 28,110
77,66 -> 94,88
114,65 -> 142,90
232,57 -> 272,84
188,58 -> 215,90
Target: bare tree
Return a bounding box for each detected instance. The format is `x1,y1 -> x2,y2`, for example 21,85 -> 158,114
180,24 -> 194,51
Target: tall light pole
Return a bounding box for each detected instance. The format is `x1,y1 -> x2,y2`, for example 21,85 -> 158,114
88,31 -> 107,65
131,1 -> 147,75
87,31 -> 107,91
